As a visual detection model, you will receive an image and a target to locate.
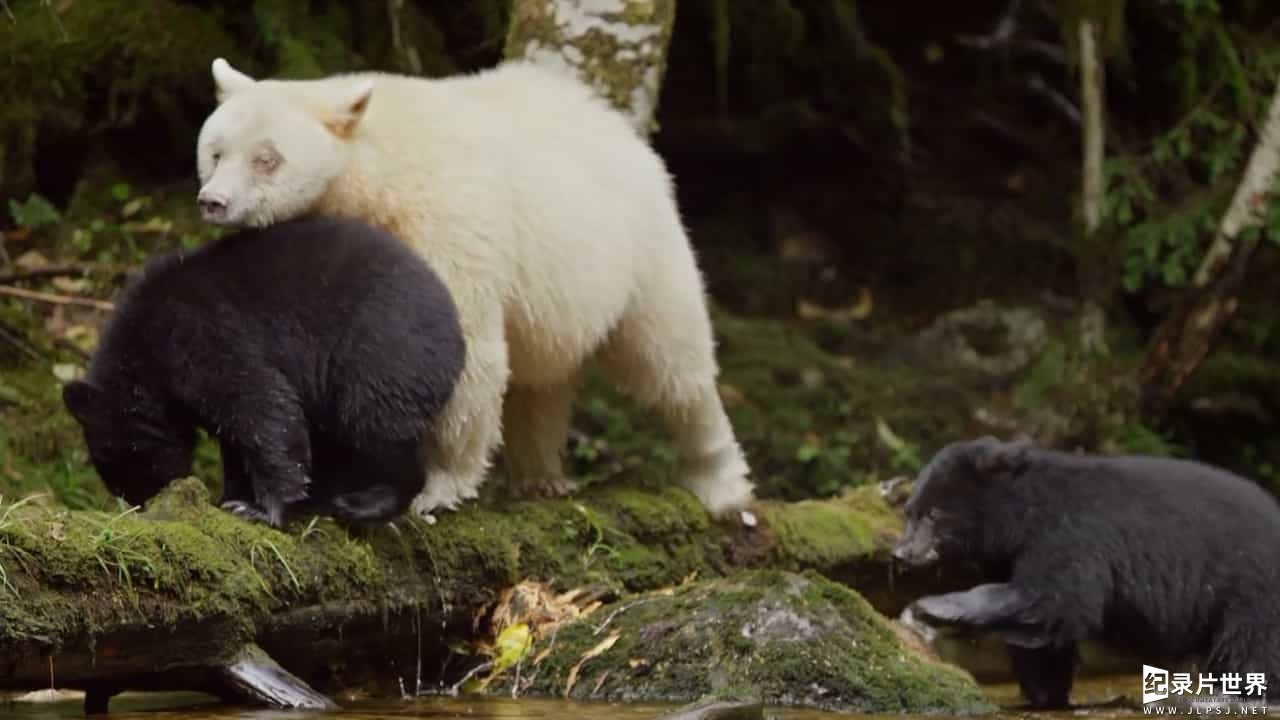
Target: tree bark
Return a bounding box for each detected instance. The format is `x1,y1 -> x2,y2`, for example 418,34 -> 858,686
1077,17 -> 1109,356
1139,75 -> 1280,409
1079,18 -> 1104,236
503,0 -> 677,136
0,478 -> 951,711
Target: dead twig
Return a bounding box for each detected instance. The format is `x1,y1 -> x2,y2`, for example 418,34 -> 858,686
955,0 -> 1022,50
0,285 -> 114,311
42,0 -> 67,41
1024,72 -> 1081,126
0,265 -> 100,285
0,321 -> 44,364
447,660 -> 493,697
593,597 -> 657,636
955,0 -> 1067,67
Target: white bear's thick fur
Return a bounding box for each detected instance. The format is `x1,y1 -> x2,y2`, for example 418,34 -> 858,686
195,58 -> 754,521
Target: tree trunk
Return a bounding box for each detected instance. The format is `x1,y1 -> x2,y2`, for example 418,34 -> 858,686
1139,75 -> 1280,409
0,478 -> 952,713
1079,18 -> 1104,236
503,0 -> 677,136
1077,17 -> 1109,356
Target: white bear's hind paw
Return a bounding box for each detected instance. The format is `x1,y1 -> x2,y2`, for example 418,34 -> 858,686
510,475 -> 579,500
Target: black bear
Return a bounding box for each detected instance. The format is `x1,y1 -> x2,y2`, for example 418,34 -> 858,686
63,215 -> 466,529
893,436 -> 1280,709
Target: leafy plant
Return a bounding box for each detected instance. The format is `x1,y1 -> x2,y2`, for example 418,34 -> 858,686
7,194 -> 61,230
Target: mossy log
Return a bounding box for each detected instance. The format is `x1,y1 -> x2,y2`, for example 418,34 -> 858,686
0,477 -> 958,710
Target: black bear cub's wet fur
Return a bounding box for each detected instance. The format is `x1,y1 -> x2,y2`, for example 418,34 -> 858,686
894,437 -> 1280,709
63,215 -> 465,529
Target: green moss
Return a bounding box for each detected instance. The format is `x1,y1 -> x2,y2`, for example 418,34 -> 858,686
0,366 -> 112,510
0,467 -> 904,678
757,485 -> 899,571
482,569 -> 992,714
252,0 -> 361,79
0,0 -> 240,199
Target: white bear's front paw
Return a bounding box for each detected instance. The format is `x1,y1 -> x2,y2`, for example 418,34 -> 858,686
679,450 -> 756,520
411,470 -> 485,523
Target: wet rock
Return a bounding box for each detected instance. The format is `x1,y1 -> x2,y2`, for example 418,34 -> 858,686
654,697 -> 765,720
913,300 -> 1047,379
485,569 -> 994,714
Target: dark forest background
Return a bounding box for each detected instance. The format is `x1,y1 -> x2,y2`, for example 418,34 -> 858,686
3,0 -> 1280,510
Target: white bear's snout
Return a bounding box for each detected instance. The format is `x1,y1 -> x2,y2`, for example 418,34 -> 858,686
197,189 -> 231,223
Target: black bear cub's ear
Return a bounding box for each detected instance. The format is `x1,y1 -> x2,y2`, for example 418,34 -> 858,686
969,435 -> 1028,477
62,380 -> 103,424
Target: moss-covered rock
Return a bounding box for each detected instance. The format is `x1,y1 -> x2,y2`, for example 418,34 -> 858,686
0,471 -> 921,698
479,569 -> 993,714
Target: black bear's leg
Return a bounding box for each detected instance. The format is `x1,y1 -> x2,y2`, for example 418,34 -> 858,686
317,440 -> 424,524
912,582 -> 1050,647
1203,606 -> 1280,701
1006,642 -> 1078,709
218,442 -> 252,504
191,386 -> 312,529
216,442 -> 278,524
1001,547 -> 1107,709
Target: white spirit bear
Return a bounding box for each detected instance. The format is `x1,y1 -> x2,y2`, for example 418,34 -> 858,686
194,58 -> 754,522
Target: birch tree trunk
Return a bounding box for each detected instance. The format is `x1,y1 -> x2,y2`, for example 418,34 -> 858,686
1077,17 -> 1109,355
1139,75 -> 1280,408
504,0 -> 677,137
1079,19 -> 1104,235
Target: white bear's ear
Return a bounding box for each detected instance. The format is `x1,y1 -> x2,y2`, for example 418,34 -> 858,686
211,58 -> 257,102
323,79 -> 374,139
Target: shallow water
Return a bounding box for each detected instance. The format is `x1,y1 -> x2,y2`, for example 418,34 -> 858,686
0,676 -> 1150,719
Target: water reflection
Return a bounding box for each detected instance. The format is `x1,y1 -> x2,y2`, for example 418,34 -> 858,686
0,675 -> 1152,719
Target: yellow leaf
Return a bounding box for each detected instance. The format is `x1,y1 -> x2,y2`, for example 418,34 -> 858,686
795,287 -> 874,322
51,364 -> 84,382
121,198 -> 145,219
122,216 -> 172,234
491,622 -> 533,674
51,277 -> 88,293
14,250 -> 49,270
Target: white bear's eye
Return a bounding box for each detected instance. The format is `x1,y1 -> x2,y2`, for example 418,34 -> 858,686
253,153 -> 281,173
211,151 -> 221,164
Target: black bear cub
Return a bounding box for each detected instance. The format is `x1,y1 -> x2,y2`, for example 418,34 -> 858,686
63,215 -> 465,529
894,437 -> 1280,709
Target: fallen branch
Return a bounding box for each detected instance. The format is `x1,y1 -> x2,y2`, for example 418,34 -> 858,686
0,321 -> 45,364
0,265 -> 102,285
1024,73 -> 1081,127
0,478 -> 956,714
0,285 -> 114,311
1140,73 -> 1280,407
955,0 -> 1022,50
955,0 -> 1067,67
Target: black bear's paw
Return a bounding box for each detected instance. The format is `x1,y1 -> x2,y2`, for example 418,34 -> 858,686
220,500 -> 273,526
